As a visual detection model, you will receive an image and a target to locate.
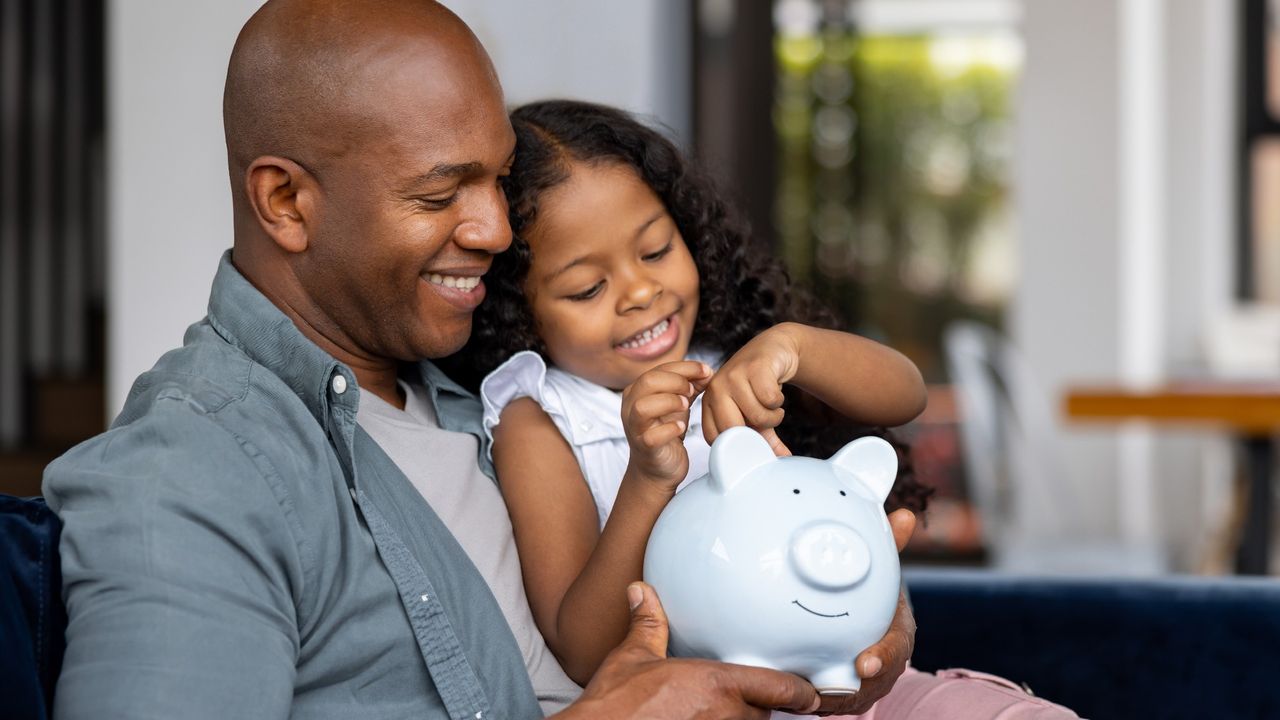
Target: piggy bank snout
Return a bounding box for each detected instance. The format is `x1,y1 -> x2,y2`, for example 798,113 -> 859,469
789,522 -> 871,590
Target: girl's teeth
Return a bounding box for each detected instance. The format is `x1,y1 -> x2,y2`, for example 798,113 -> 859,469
621,319 -> 670,349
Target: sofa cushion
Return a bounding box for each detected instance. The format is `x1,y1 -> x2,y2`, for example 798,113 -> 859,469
906,569 -> 1280,720
1,495 -> 67,720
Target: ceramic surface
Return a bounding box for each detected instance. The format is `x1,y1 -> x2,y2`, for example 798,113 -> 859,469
644,427 -> 901,693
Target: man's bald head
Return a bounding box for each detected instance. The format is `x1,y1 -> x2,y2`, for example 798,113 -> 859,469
223,0 -> 499,204
220,0 -> 516,375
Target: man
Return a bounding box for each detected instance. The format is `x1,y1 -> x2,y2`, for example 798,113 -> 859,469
43,1 -> 913,717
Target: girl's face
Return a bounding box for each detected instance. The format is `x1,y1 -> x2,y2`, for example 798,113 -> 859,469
523,161 -> 700,390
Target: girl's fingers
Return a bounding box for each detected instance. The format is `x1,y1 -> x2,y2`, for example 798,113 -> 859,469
624,365 -> 704,403
689,362 -> 714,393
701,404 -> 720,445
703,390 -> 745,444
729,374 -> 785,429
639,420 -> 688,450
630,393 -> 690,423
657,410 -> 692,431
760,427 -> 792,457
747,366 -> 786,410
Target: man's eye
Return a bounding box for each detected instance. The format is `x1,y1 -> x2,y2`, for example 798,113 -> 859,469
642,243 -> 673,262
418,194 -> 457,210
567,282 -> 604,301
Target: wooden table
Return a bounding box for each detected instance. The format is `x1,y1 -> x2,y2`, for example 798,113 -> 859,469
1065,382 -> 1280,574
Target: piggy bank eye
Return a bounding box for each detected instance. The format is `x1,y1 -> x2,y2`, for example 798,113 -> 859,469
839,490 -> 847,497
792,489 -> 800,495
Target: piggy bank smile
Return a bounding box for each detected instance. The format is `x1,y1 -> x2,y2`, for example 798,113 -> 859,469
791,599 -> 849,618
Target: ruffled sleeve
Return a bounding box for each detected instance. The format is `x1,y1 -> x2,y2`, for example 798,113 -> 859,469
479,351 -> 568,463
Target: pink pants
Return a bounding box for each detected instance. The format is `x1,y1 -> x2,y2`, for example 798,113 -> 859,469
780,666 -> 1078,720
853,666 -> 1079,719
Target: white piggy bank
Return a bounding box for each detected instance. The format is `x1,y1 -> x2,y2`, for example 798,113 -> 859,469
643,426 -> 901,694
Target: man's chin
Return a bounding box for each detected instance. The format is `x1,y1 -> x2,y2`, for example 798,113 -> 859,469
409,323 -> 472,361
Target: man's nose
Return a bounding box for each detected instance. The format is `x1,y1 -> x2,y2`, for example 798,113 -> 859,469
455,182 -> 512,254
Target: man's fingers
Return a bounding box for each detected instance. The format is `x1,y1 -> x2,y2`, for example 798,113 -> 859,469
856,592 -> 915,679
719,664 -> 821,715
888,509 -> 916,552
619,583 -> 669,659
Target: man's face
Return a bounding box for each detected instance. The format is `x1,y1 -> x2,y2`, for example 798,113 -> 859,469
296,42 -> 516,362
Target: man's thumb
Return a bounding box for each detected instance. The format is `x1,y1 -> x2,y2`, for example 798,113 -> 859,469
622,582 -> 669,658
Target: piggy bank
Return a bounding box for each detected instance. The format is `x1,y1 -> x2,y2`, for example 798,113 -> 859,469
643,427 -> 901,694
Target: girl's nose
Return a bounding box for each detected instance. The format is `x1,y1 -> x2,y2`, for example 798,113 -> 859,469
617,272 -> 663,313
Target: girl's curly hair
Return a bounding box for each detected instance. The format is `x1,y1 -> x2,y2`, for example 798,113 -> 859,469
443,99 -> 930,514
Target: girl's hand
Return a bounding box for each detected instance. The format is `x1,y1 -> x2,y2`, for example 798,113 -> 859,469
621,360 -> 713,488
702,323 -> 804,457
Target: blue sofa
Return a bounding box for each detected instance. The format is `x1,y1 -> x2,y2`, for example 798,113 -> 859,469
1,495 -> 64,720
905,568 -> 1280,719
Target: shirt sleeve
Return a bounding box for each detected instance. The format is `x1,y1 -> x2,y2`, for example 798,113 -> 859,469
479,351 -> 567,463
43,397 -> 304,720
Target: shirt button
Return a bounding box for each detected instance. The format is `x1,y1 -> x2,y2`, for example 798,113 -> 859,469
579,421 -> 591,431
331,374 -> 348,395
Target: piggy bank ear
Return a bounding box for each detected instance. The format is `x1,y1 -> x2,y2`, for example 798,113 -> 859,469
709,427 -> 776,494
829,437 -> 898,503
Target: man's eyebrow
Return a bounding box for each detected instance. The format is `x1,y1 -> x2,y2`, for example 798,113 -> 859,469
398,162 -> 483,192
397,149 -> 516,194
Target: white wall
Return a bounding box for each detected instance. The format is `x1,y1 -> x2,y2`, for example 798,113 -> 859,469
107,0 -> 262,415
107,0 -> 690,415
1013,0 -> 1237,570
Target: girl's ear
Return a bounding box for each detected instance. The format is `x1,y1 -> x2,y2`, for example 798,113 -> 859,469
829,437 -> 898,503
710,427 -> 775,494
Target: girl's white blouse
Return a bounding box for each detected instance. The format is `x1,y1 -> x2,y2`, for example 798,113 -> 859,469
480,349 -> 721,528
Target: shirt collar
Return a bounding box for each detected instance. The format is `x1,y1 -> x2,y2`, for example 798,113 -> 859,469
204,251 -> 472,430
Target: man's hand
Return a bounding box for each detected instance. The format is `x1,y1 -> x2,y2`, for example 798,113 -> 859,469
561,582 -> 822,720
814,508 -> 917,716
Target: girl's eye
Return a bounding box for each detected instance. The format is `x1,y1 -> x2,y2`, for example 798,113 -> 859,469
567,282 -> 604,301
642,242 -> 673,262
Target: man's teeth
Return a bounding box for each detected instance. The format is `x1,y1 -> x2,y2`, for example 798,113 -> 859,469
620,319 -> 671,349
427,273 -> 480,291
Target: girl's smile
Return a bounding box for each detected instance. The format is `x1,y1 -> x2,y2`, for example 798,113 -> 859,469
615,313 -> 680,360
523,160 -> 700,390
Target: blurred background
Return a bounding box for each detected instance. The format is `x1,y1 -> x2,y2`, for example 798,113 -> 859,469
2,0 -> 1276,577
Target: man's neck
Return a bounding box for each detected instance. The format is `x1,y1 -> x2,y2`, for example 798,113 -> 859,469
233,254 -> 407,410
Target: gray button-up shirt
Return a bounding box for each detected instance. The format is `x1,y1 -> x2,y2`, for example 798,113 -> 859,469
43,253 -> 543,720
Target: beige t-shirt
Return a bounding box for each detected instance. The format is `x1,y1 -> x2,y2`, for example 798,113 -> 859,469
357,381 -> 581,716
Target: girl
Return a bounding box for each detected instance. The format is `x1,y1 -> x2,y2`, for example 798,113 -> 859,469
447,99 -> 930,686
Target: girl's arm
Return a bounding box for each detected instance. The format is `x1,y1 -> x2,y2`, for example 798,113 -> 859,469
493,361 -> 710,685
701,322 -> 927,448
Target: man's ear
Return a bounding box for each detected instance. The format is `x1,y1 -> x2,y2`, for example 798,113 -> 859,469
244,155 -> 317,254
